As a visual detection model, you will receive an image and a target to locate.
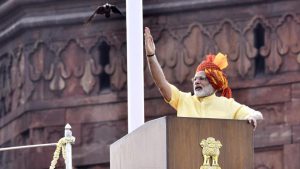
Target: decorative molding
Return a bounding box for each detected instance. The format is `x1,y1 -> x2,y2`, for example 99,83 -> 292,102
0,53 -> 12,116
59,39 -> 87,78
4,12 -> 299,97
155,29 -> 180,84
90,35 -> 127,91
89,36 -> 113,54
28,41 -> 57,82
143,0 -> 277,16
261,28 -> 283,73
10,46 -> 25,111
183,23 -> 210,64
104,45 -> 127,90
276,13 -> 300,55
49,62 -> 66,92
143,13 -> 300,82
80,59 -> 97,94
214,19 -> 242,61
214,19 -> 256,77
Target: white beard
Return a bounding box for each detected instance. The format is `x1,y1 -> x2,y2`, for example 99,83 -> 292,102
194,84 -> 215,98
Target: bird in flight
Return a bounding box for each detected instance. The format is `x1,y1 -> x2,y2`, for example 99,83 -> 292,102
86,3 -> 123,23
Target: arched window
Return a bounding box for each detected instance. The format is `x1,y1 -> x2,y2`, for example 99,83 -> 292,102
98,41 -> 111,92
254,23 -> 266,76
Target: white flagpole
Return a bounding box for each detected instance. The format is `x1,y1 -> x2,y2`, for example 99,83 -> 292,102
126,0 -> 144,133
65,123 -> 73,169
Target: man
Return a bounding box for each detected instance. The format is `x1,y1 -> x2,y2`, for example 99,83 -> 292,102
144,27 -> 263,129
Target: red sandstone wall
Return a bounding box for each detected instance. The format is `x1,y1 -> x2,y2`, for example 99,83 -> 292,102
0,0 -> 299,169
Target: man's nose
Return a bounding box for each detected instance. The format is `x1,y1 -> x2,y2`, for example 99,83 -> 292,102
194,79 -> 201,84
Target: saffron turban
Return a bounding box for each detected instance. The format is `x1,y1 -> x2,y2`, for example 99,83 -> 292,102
196,53 -> 232,98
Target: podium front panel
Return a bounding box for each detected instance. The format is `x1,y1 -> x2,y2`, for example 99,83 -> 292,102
167,117 -> 253,169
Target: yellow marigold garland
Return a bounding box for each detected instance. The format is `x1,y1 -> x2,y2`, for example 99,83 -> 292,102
49,136 -> 75,169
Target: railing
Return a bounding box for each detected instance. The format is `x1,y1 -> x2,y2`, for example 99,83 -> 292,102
0,124 -> 75,169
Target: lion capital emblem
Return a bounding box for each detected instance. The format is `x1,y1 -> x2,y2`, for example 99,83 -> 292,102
200,137 -> 222,169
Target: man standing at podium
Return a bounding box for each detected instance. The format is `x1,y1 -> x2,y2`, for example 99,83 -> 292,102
144,27 -> 263,129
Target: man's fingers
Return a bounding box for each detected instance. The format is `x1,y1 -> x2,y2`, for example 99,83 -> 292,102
145,27 -> 150,35
144,34 -> 151,42
145,33 -> 152,40
248,119 -> 258,131
148,37 -> 153,44
145,27 -> 150,32
247,118 -> 257,130
146,39 -> 151,47
144,27 -> 155,55
144,27 -> 153,38
145,36 -> 154,46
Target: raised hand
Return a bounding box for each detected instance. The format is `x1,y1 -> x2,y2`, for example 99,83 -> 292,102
144,27 -> 156,56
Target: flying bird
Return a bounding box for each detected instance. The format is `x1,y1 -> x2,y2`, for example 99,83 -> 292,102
86,3 -> 123,23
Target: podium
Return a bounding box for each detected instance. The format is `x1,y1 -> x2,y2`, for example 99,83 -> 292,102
110,116 -> 253,169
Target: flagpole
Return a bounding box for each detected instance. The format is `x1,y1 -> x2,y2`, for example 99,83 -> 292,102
126,0 -> 144,133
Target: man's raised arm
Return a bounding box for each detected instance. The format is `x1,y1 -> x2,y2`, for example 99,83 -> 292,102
144,27 -> 171,101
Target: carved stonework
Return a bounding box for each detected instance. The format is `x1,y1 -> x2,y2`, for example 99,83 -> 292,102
0,1 -> 300,169
65,38 -> 103,94
243,16 -> 282,74
28,42 -> 58,100
10,46 -> 25,110
90,34 -> 127,91
214,20 -> 242,62
29,42 -> 56,82
258,16 -> 284,74
156,29 -> 180,84
276,13 -> 300,56
105,45 -> 127,90
261,27 -> 283,73
80,59 -> 100,94
90,37 -> 110,91
214,20 -> 252,77
59,39 -> 86,96
48,62 -> 67,92
60,39 -> 86,78
0,53 -> 12,116
182,24 -> 210,81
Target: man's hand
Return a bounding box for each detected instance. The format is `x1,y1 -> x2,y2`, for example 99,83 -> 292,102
144,27 -> 156,56
247,111 -> 263,131
247,117 -> 257,131
144,27 -> 172,101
